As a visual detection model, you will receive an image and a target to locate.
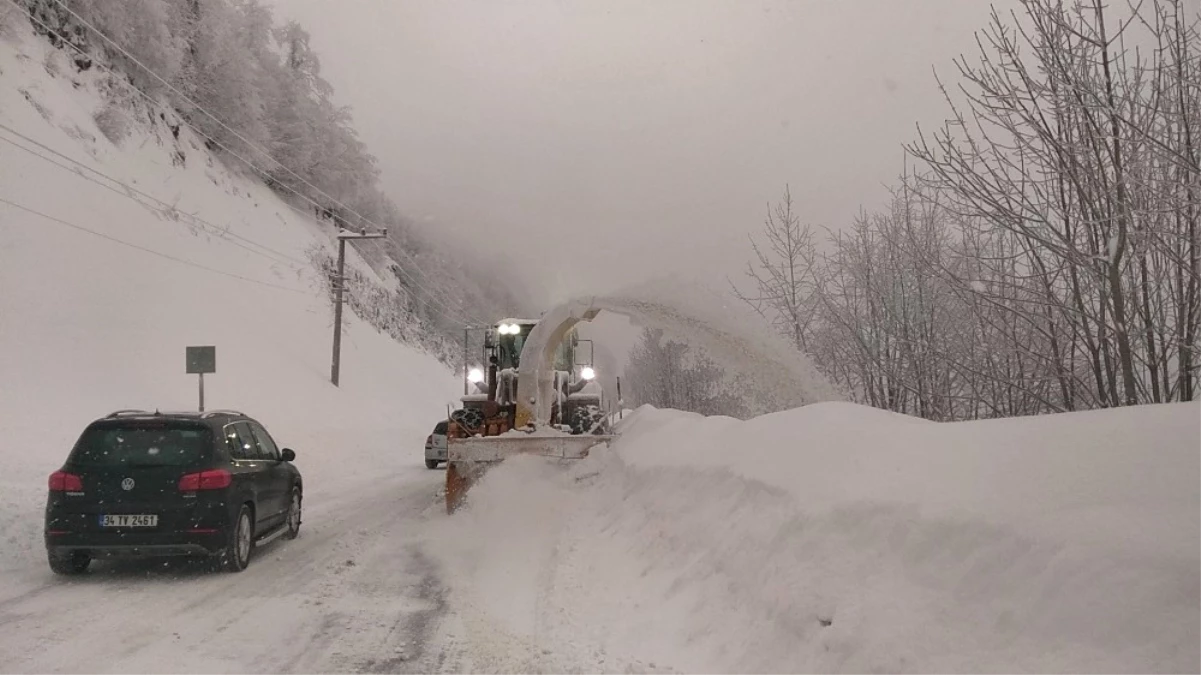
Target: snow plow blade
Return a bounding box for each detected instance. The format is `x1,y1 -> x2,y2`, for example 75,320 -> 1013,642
444,434 -> 615,514
448,434 -> 614,462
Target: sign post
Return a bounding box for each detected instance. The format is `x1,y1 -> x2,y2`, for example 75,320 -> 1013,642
186,346 -> 216,411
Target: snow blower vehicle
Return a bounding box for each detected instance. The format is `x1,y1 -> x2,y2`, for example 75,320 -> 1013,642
444,312 -> 615,514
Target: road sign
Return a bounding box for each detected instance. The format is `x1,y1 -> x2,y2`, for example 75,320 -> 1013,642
186,346 -> 216,374
186,346 -> 215,411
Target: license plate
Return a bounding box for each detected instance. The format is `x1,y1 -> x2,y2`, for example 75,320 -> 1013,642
99,514 -> 158,527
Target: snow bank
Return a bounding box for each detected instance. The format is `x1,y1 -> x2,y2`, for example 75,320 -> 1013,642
0,28 -> 459,576
432,401 -> 1200,673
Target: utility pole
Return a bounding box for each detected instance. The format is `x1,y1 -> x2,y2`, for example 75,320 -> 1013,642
331,227 -> 387,387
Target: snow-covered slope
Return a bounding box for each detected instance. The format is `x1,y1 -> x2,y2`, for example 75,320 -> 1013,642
433,401 -> 1200,673
0,27 -> 460,574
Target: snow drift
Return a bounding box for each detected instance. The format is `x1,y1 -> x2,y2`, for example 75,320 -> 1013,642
432,401 -> 1200,673
0,26 -> 460,577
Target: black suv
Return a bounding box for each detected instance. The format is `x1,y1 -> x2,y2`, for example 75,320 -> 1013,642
44,409 -> 303,575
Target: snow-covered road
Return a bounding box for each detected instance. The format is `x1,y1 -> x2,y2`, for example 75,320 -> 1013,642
0,467 -> 455,674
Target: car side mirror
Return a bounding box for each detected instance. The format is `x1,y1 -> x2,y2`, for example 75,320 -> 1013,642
281,448 -> 296,462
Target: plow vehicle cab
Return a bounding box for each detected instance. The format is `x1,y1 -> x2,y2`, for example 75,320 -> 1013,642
444,317 -> 613,513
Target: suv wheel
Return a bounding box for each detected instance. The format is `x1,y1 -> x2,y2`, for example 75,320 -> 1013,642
284,488 -> 302,540
48,551 -> 90,576
221,505 -> 254,572
425,459 -> 440,469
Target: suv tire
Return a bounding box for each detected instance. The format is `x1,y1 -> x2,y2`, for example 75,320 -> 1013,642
284,488 -> 302,540
221,505 -> 254,572
425,459 -> 440,469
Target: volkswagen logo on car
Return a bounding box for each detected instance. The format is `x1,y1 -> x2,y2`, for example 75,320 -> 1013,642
120,477 -> 135,491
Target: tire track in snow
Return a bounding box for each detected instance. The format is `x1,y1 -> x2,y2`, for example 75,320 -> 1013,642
0,471 -> 449,674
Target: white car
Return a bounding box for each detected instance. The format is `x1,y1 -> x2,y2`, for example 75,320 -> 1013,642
424,420 -> 448,469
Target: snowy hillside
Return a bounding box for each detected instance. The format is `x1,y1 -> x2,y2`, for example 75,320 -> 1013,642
0,24 -> 461,574
432,401 -> 1200,673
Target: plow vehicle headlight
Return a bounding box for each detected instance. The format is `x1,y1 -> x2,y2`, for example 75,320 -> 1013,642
467,367 -> 484,383
581,366 -> 596,380
497,323 -> 521,335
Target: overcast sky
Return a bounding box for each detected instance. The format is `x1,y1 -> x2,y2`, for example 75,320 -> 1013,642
266,0 -> 1014,308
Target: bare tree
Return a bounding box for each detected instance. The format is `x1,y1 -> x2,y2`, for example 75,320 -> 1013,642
736,0 -> 1197,420
907,0 -> 1199,409
731,185 -> 822,352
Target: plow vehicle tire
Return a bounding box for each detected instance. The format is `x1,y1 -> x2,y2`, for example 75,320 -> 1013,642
569,403 -> 607,435
450,407 -> 485,434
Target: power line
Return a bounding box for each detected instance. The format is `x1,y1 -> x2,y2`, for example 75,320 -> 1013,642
0,131 -> 483,368
0,195 -> 314,295
0,127 -> 485,363
35,0 -> 484,326
9,0 -> 476,326
0,127 -> 478,349
0,123 -> 311,272
50,0 -> 368,230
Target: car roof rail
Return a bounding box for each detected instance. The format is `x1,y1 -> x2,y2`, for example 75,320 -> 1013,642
201,409 -> 246,418
105,409 -> 149,418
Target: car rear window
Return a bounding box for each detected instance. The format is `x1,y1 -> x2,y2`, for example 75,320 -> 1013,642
71,422 -> 212,467
434,421 -> 448,434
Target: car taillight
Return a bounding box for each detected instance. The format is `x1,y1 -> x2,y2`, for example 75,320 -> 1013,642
178,469 -> 232,491
48,471 -> 83,492
426,435 -> 433,445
